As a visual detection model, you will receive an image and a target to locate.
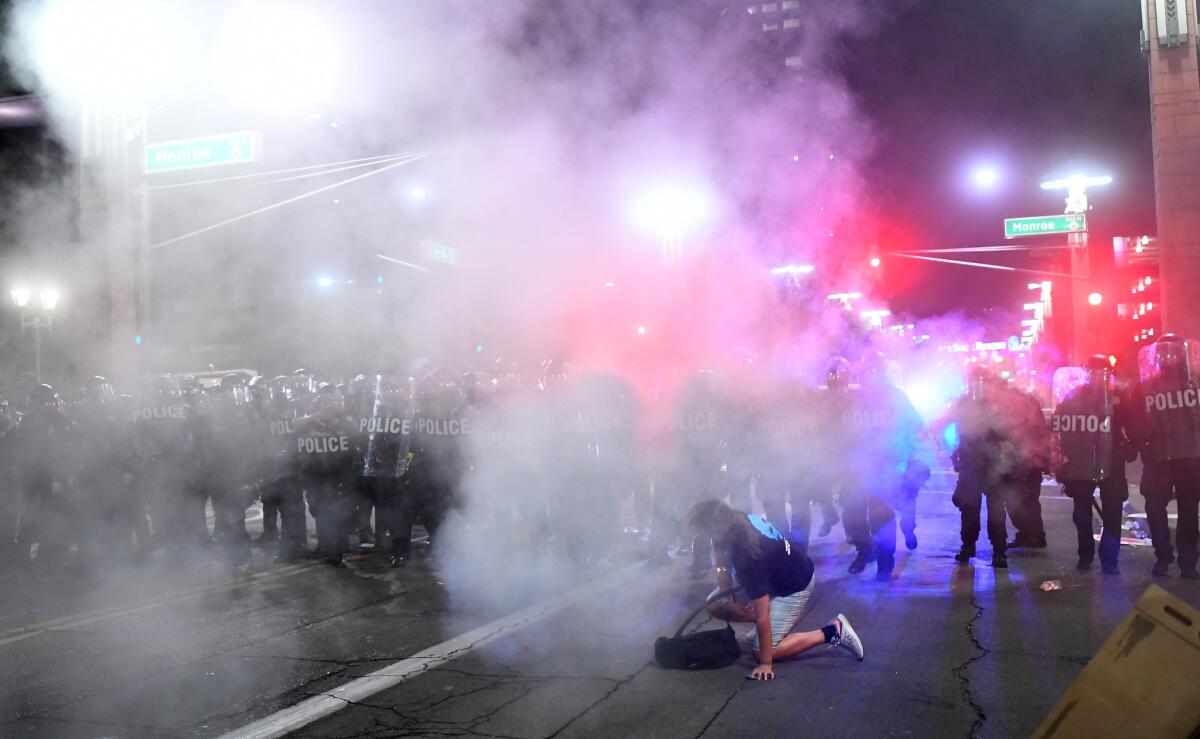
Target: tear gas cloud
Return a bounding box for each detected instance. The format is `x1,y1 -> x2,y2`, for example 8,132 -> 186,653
0,0 -> 1041,620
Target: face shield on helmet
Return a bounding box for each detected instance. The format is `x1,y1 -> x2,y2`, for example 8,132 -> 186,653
291,369 -> 318,397
311,385 -> 345,416
539,358 -> 570,391
152,375 -> 182,401
266,376 -> 293,403
966,366 -> 993,402
85,376 -> 115,405
825,357 -> 851,390
219,374 -> 251,405
30,383 -> 62,412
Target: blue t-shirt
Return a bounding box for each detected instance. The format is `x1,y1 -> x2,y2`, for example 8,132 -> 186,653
731,515 -> 814,600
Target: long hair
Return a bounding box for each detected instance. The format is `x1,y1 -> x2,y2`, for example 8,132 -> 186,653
687,499 -> 763,560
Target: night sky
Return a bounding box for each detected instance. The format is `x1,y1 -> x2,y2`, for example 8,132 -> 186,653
0,0 -> 1157,319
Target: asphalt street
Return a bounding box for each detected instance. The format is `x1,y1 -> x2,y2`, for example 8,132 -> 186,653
0,472 -> 1197,738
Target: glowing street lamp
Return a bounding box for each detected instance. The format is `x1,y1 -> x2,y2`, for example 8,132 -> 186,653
11,284 -> 62,382
969,164 -> 1001,191
631,181 -> 714,265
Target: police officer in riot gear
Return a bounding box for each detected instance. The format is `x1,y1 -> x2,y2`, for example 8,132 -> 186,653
392,369 -> 468,566
1001,381 -> 1050,550
1052,356 -> 1135,574
351,373 -> 411,560
944,366 -> 1011,568
204,374 -> 258,565
813,357 -> 852,538
1137,334 -> 1200,579
296,384 -> 355,565
841,354 -> 923,579
133,375 -> 202,558
0,395 -> 19,562
260,376 -> 308,561
71,376 -> 139,562
15,384 -> 73,565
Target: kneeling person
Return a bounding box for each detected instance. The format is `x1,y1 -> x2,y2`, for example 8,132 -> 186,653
688,500 -> 864,680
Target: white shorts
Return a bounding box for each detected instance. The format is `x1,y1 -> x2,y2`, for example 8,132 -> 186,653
749,575 -> 816,651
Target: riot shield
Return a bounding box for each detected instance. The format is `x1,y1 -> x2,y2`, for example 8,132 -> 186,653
1050,366 -> 1115,480
1139,339 -> 1200,461
360,374 -> 412,477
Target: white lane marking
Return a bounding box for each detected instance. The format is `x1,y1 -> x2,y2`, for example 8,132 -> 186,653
223,563 -> 642,739
0,562 -> 319,647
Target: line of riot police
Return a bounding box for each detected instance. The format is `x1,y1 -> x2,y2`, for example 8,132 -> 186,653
941,333 -> 1200,579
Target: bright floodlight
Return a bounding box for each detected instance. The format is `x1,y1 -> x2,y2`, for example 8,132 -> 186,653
970,165 -> 1000,190
1088,292 -> 1103,306
218,3 -> 340,108
24,0 -> 183,97
39,289 -> 60,311
770,264 -> 815,276
1040,174 -> 1114,191
409,186 -> 428,201
631,181 -> 712,238
869,257 -> 882,268
317,276 -> 334,288
11,287 -> 30,308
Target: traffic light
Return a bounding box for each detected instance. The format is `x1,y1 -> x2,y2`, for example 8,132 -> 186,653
1088,292 -> 1103,306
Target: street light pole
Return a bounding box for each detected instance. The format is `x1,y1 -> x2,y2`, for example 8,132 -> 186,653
1040,174 -> 1112,364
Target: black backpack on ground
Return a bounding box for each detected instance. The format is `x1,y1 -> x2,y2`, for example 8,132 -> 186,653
654,588 -> 742,670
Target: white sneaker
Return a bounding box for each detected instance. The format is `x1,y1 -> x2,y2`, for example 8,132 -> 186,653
832,613 -> 864,661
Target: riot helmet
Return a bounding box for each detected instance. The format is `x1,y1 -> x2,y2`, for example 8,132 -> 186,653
30,383 -> 62,411
267,375 -> 293,403
291,368 -> 318,397
539,358 -> 570,391
220,373 -> 251,405
965,365 -> 995,402
85,376 -> 116,405
152,374 -> 183,401
825,356 -> 851,390
311,383 -> 345,416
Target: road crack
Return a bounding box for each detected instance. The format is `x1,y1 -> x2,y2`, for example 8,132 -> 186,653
951,593 -> 990,737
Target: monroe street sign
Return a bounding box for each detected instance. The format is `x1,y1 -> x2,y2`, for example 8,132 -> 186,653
1004,213 -> 1087,239
144,131 -> 261,174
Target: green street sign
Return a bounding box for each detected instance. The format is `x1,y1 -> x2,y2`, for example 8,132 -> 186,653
1004,213 -> 1087,239
422,240 -> 459,266
144,131 -> 261,174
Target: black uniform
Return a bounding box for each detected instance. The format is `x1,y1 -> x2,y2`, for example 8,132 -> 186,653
392,372 -> 467,562
133,377 -> 204,555
1000,384 -> 1049,548
296,386 -> 355,564
16,385 -> 75,563
945,370 -> 1011,567
204,376 -> 259,565
70,378 -> 139,561
1051,360 -> 1133,573
0,396 -> 19,561
351,374 -> 411,557
1137,335 -> 1200,578
259,377 -> 308,560
841,374 -> 922,578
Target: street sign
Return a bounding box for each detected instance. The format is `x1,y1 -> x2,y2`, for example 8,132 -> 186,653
421,240 -> 459,266
1004,214 -> 1087,239
144,131 -> 261,174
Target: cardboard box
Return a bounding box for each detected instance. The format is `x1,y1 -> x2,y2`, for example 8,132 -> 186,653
1034,585 -> 1200,738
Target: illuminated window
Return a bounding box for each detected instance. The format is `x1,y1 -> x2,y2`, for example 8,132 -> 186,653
783,18 -> 801,29
763,22 -> 779,31
785,55 -> 803,67
762,2 -> 779,12
782,0 -> 800,7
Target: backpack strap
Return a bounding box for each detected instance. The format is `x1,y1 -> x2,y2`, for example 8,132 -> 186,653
671,587 -> 743,639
